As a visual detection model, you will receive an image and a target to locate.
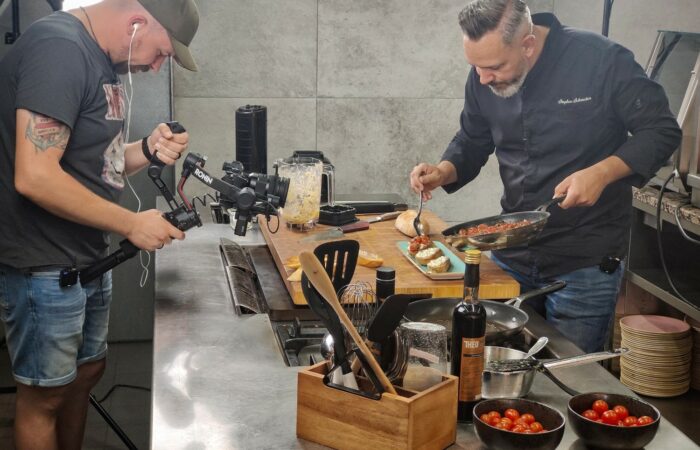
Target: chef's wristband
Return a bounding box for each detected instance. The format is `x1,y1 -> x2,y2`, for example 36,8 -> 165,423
142,136 -> 154,161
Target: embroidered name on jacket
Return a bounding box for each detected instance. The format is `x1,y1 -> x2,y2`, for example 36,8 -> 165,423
558,97 -> 592,105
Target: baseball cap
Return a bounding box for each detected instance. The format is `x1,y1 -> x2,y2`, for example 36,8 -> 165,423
137,0 -> 200,71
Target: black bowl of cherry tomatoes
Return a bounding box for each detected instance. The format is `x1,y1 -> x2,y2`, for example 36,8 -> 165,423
567,392 -> 661,449
473,398 -> 565,450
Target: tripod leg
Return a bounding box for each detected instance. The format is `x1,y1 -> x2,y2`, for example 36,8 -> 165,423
89,393 -> 138,450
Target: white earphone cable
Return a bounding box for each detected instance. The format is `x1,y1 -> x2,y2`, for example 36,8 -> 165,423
121,24 -> 151,288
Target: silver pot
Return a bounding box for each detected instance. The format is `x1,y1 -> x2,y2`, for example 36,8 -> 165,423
482,346 -> 534,398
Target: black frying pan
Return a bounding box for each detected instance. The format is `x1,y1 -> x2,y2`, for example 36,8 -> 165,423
403,281 -> 566,344
441,196 -> 565,251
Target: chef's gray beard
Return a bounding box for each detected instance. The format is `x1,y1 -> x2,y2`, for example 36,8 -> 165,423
489,68 -> 529,98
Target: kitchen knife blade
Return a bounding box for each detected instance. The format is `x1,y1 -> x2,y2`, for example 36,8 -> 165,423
300,220 -> 369,242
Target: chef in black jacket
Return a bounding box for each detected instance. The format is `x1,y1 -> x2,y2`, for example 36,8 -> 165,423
411,0 -> 681,353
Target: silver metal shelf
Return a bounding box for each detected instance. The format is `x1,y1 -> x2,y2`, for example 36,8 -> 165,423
626,269 -> 700,322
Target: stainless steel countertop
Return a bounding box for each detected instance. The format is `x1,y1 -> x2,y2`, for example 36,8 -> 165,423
152,222 -> 695,449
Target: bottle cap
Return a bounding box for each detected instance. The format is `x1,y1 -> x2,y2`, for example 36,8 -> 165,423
464,249 -> 481,265
376,266 -> 395,281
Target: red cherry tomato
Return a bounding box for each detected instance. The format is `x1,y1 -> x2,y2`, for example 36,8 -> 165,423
520,413 -> 536,425
613,405 -> 629,420
601,410 -> 619,425
489,416 -> 501,426
623,416 -> 639,427
522,428 -> 534,434
512,424 -> 527,433
592,399 -> 609,415
479,413 -> 490,423
582,409 -> 599,421
504,408 -> 520,421
530,422 -> 544,433
499,418 -> 514,430
637,416 -> 654,426
487,411 -> 501,420
495,421 -> 510,430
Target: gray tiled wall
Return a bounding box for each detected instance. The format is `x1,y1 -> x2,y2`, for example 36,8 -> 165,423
173,0 -> 700,222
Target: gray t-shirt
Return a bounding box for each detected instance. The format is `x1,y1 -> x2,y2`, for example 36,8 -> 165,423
0,12 -> 126,269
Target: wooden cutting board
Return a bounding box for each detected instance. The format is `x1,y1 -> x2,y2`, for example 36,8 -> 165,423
259,210 -> 520,305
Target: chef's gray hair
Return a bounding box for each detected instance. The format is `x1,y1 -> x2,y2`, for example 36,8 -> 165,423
459,0 -> 532,45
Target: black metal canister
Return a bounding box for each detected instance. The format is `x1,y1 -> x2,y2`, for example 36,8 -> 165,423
235,105 -> 267,174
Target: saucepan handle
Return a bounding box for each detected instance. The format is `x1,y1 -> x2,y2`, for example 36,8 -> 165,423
505,280 -> 567,308
536,195 -> 567,212
542,347 -> 628,371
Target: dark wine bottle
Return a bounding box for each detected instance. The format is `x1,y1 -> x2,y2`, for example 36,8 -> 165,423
451,249 -> 486,422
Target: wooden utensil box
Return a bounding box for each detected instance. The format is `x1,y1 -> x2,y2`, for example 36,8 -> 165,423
297,362 -> 458,450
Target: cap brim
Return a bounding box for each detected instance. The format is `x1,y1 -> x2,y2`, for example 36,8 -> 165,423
170,36 -> 198,72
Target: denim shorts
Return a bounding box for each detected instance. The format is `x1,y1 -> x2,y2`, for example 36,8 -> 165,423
0,264 -> 112,387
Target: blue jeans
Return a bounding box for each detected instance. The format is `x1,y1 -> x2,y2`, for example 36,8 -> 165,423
0,264 -> 112,387
490,254 -> 624,353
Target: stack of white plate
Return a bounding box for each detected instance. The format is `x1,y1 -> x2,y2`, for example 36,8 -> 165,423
685,316 -> 700,391
620,315 -> 691,397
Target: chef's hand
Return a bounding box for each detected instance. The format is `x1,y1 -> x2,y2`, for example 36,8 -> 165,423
554,156 -> 633,209
410,161 -> 457,201
146,123 -> 189,165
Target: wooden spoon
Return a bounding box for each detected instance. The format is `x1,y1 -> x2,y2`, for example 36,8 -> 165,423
299,251 -> 398,395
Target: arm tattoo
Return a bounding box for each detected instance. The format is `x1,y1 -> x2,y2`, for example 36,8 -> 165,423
24,112 -> 70,153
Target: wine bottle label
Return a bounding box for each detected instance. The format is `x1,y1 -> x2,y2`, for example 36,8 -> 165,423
458,336 -> 485,402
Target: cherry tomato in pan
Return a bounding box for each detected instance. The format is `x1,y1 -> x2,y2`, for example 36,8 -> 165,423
582,409 -> 599,421
637,416 -> 654,426
529,422 -> 544,433
623,416 -> 639,427
592,399 -> 609,415
520,413 -> 536,425
479,413 -> 490,423
601,410 -> 619,425
504,408 -> 520,421
613,405 -> 629,420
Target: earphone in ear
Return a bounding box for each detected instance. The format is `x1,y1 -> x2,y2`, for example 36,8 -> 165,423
132,23 -> 140,36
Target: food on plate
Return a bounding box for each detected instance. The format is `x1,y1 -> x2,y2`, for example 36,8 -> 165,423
576,400 -> 655,427
358,249 -> 383,268
457,219 -> 532,238
427,255 -> 451,273
408,235 -> 433,255
478,408 -> 548,433
394,210 -> 430,237
415,247 -> 442,265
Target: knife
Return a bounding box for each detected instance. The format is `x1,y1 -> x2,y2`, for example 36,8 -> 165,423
300,212 -> 401,243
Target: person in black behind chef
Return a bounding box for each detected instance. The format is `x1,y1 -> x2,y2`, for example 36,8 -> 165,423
410,0 -> 681,353
0,0 -> 199,448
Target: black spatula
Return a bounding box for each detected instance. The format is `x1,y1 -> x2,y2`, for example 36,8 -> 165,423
313,240 -> 360,294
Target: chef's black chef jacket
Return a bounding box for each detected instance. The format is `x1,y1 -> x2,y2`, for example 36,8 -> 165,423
441,13 -> 682,279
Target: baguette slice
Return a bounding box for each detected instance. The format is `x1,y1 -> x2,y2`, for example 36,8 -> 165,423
414,247 -> 442,265
427,255 -> 451,273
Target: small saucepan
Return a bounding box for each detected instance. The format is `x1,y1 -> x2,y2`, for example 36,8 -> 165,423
483,348 -> 628,398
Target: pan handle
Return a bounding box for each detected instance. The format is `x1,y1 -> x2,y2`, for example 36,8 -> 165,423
542,348 -> 628,371
536,195 -> 566,212
505,280 -> 567,309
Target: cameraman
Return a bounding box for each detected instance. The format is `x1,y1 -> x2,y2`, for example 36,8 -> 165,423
0,0 -> 199,448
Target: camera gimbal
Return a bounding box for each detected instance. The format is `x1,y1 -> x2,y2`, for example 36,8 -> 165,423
67,122 -> 289,287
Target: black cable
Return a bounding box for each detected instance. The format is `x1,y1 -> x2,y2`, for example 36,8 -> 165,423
191,193 -> 218,209
97,384 -> 150,403
656,171 -> 693,304
673,205 -> 700,245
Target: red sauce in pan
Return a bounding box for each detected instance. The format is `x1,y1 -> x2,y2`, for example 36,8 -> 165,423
457,220 -> 532,237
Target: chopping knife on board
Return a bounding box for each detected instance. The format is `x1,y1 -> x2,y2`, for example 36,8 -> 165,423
300,211 -> 401,243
